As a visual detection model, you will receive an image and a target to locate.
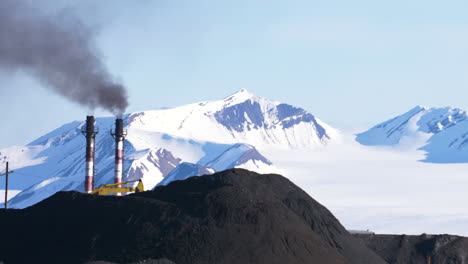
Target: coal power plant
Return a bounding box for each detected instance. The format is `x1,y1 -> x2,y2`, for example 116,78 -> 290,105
81,116 -> 127,195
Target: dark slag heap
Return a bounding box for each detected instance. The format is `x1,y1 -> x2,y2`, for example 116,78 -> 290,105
0,169 -> 384,264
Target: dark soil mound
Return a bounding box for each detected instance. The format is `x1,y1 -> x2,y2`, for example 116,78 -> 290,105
0,169 -> 385,264
355,234 -> 468,264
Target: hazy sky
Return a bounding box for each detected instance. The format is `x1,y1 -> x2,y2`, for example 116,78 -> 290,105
1,0 -> 468,147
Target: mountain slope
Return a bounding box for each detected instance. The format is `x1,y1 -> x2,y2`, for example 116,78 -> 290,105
0,169 -> 385,264
356,106 -> 468,163
156,143 -> 274,187
6,131 -> 273,208
204,143 -> 272,171
156,162 -> 214,187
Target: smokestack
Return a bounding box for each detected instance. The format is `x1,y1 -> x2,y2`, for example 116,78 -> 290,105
111,118 -> 127,195
81,116 -> 98,193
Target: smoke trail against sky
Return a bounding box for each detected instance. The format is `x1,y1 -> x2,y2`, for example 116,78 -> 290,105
0,0 -> 128,114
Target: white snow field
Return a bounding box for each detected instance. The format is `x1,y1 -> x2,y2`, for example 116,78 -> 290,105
265,132 -> 468,236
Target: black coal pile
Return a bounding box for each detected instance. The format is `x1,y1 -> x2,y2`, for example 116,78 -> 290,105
0,169 -> 385,264
355,233 -> 468,264
85,260 -> 175,264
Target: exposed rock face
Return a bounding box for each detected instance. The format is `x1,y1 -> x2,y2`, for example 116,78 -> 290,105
355,234 -> 468,264
0,169 -> 384,264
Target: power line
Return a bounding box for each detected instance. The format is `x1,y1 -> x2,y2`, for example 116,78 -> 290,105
11,171 -> 29,177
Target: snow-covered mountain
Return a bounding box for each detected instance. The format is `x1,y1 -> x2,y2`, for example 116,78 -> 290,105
356,106 -> 468,163
2,89 -> 335,208
127,89 -> 338,149
156,143 -> 274,187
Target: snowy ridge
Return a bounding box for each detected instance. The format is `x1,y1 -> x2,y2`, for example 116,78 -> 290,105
156,144 -> 275,187
127,89 -> 337,149
157,163 -> 215,187
2,89 -> 324,208
126,148 -> 182,190
356,106 -> 468,163
205,143 -> 272,171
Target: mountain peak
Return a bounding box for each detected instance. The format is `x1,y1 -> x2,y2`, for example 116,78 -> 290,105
223,89 -> 256,103
234,88 -> 253,96
412,105 -> 428,111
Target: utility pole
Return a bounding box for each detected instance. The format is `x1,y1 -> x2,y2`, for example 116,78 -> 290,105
5,162 -> 8,209
0,162 -> 14,209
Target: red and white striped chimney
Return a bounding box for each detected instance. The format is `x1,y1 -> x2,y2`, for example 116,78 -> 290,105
82,116 -> 98,193
111,118 -> 126,195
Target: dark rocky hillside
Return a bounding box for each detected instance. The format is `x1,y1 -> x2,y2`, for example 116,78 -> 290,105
0,169 -> 385,264
355,233 -> 468,264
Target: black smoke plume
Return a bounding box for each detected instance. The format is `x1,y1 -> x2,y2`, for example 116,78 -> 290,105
0,1 -> 128,114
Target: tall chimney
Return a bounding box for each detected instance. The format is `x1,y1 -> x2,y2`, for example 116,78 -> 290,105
111,118 -> 127,195
81,116 -> 98,193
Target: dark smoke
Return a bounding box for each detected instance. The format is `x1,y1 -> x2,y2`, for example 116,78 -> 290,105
0,1 -> 128,114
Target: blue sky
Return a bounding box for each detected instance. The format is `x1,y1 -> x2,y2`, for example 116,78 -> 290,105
1,0 -> 468,147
